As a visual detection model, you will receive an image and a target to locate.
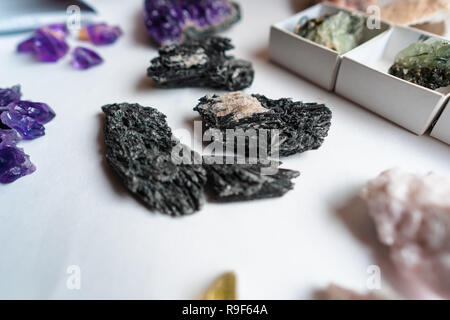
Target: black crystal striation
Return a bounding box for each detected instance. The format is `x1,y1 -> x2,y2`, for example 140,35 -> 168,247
194,93 -> 332,157
147,37 -> 254,91
203,156 -> 300,202
102,103 -> 207,216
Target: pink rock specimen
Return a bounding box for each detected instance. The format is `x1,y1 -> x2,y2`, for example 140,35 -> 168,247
361,168 -> 450,298
318,283 -> 385,300
316,0 -> 378,12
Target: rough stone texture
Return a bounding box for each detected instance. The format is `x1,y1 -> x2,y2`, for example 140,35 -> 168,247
0,85 -> 21,107
194,92 -> 332,157
294,11 -> 365,54
203,156 -> 299,202
0,145 -> 36,184
0,129 -> 22,147
361,168 -> 450,298
147,37 -> 254,91
143,0 -> 240,46
102,103 -> 207,216
388,38 -> 450,90
381,0 -> 450,26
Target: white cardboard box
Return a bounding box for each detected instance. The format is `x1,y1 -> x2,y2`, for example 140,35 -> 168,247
269,3 -> 390,91
431,96 -> 450,145
336,26 -> 450,135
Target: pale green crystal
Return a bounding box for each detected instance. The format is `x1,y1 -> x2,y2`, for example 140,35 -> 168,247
393,38 -> 450,70
389,38 -> 450,90
295,11 -> 365,54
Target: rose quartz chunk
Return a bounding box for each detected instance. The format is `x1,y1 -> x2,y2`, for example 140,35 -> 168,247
319,284 -> 385,300
361,168 -> 450,298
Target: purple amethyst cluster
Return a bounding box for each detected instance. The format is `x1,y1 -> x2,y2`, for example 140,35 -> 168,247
0,85 -> 55,183
17,22 -> 122,69
143,0 -> 241,46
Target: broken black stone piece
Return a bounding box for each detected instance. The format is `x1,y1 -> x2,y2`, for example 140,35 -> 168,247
102,103 -> 207,216
203,156 -> 300,202
147,37 -> 254,91
194,92 -> 332,157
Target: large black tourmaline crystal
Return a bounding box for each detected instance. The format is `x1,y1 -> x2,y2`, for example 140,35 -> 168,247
147,37 -> 254,91
194,91 -> 332,157
203,156 -> 300,202
102,103 -> 207,216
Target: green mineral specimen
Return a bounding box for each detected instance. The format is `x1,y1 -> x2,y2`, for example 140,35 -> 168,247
294,11 -> 365,54
388,38 -> 450,90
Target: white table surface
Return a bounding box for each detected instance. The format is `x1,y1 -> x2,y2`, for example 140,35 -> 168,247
1,0 -> 449,300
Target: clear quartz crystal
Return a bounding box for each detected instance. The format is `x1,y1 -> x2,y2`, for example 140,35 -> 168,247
361,168 -> 450,298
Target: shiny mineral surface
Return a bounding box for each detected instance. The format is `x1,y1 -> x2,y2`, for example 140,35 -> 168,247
194,91 -> 332,157
143,0 -> 240,46
147,37 -> 254,90
102,103 -> 207,216
388,38 -> 450,90
294,11 -> 365,54
8,100 -> 55,125
0,108 -> 45,140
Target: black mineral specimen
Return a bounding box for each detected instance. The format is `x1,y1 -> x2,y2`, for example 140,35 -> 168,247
194,91 -> 332,157
203,156 -> 300,202
102,103 -> 207,216
147,37 -> 254,91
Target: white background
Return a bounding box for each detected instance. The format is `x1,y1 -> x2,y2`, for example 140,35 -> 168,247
0,0 -> 449,299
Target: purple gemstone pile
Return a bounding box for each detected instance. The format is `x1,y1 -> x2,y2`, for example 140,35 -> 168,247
17,22 -> 122,69
0,85 -> 55,184
143,0 -> 241,46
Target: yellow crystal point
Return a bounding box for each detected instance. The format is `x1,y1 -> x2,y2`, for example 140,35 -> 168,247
203,272 -> 237,300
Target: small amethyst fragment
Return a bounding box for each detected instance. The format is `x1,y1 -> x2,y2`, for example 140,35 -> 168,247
17,27 -> 69,62
42,23 -> 69,39
8,100 -> 55,125
0,129 -> 22,147
71,47 -> 103,70
0,109 -> 45,140
143,0 -> 241,46
0,145 -> 36,184
0,85 -> 21,107
79,23 -> 122,45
